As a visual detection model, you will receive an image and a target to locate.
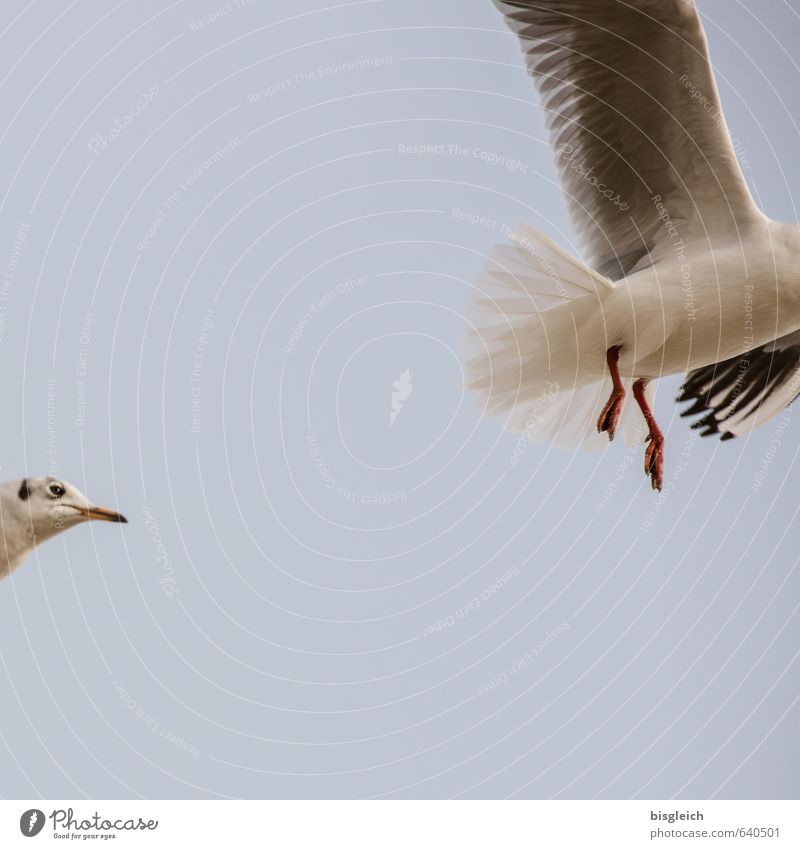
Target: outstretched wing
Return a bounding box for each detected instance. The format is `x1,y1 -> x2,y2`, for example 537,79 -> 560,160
494,0 -> 763,279
677,332 -> 800,439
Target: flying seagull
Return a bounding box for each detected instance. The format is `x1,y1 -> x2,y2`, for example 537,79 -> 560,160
464,0 -> 800,489
0,477 -> 126,579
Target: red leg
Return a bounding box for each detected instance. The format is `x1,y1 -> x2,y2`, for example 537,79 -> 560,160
597,346 -> 625,440
633,379 -> 664,491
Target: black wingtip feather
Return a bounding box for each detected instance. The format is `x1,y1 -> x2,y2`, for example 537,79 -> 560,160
679,398 -> 708,417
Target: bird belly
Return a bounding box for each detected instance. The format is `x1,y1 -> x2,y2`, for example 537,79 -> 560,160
618,247 -> 799,380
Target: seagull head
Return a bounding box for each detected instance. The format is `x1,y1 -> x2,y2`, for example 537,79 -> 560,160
0,477 -> 127,578
15,477 -> 128,534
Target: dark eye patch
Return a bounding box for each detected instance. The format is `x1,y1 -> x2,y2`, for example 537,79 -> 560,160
18,479 -> 29,500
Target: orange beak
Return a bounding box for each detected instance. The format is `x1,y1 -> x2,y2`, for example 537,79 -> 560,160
84,506 -> 128,523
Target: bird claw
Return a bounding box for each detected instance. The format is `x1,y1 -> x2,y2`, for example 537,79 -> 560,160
597,390 -> 624,441
644,434 -> 664,491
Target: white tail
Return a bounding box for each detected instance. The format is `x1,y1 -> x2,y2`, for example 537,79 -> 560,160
463,224 -> 647,450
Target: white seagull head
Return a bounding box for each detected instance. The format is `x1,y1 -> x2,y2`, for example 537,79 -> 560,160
0,477 -> 127,578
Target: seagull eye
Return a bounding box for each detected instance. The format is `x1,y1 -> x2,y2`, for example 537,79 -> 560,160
49,484 -> 65,498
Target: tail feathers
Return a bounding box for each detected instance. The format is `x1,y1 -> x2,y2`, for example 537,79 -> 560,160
464,223 -> 634,451
465,224 -> 612,331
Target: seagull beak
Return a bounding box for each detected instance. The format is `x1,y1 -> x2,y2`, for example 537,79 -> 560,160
83,505 -> 128,523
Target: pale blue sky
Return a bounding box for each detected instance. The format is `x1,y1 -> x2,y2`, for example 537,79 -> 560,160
0,0 -> 798,799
